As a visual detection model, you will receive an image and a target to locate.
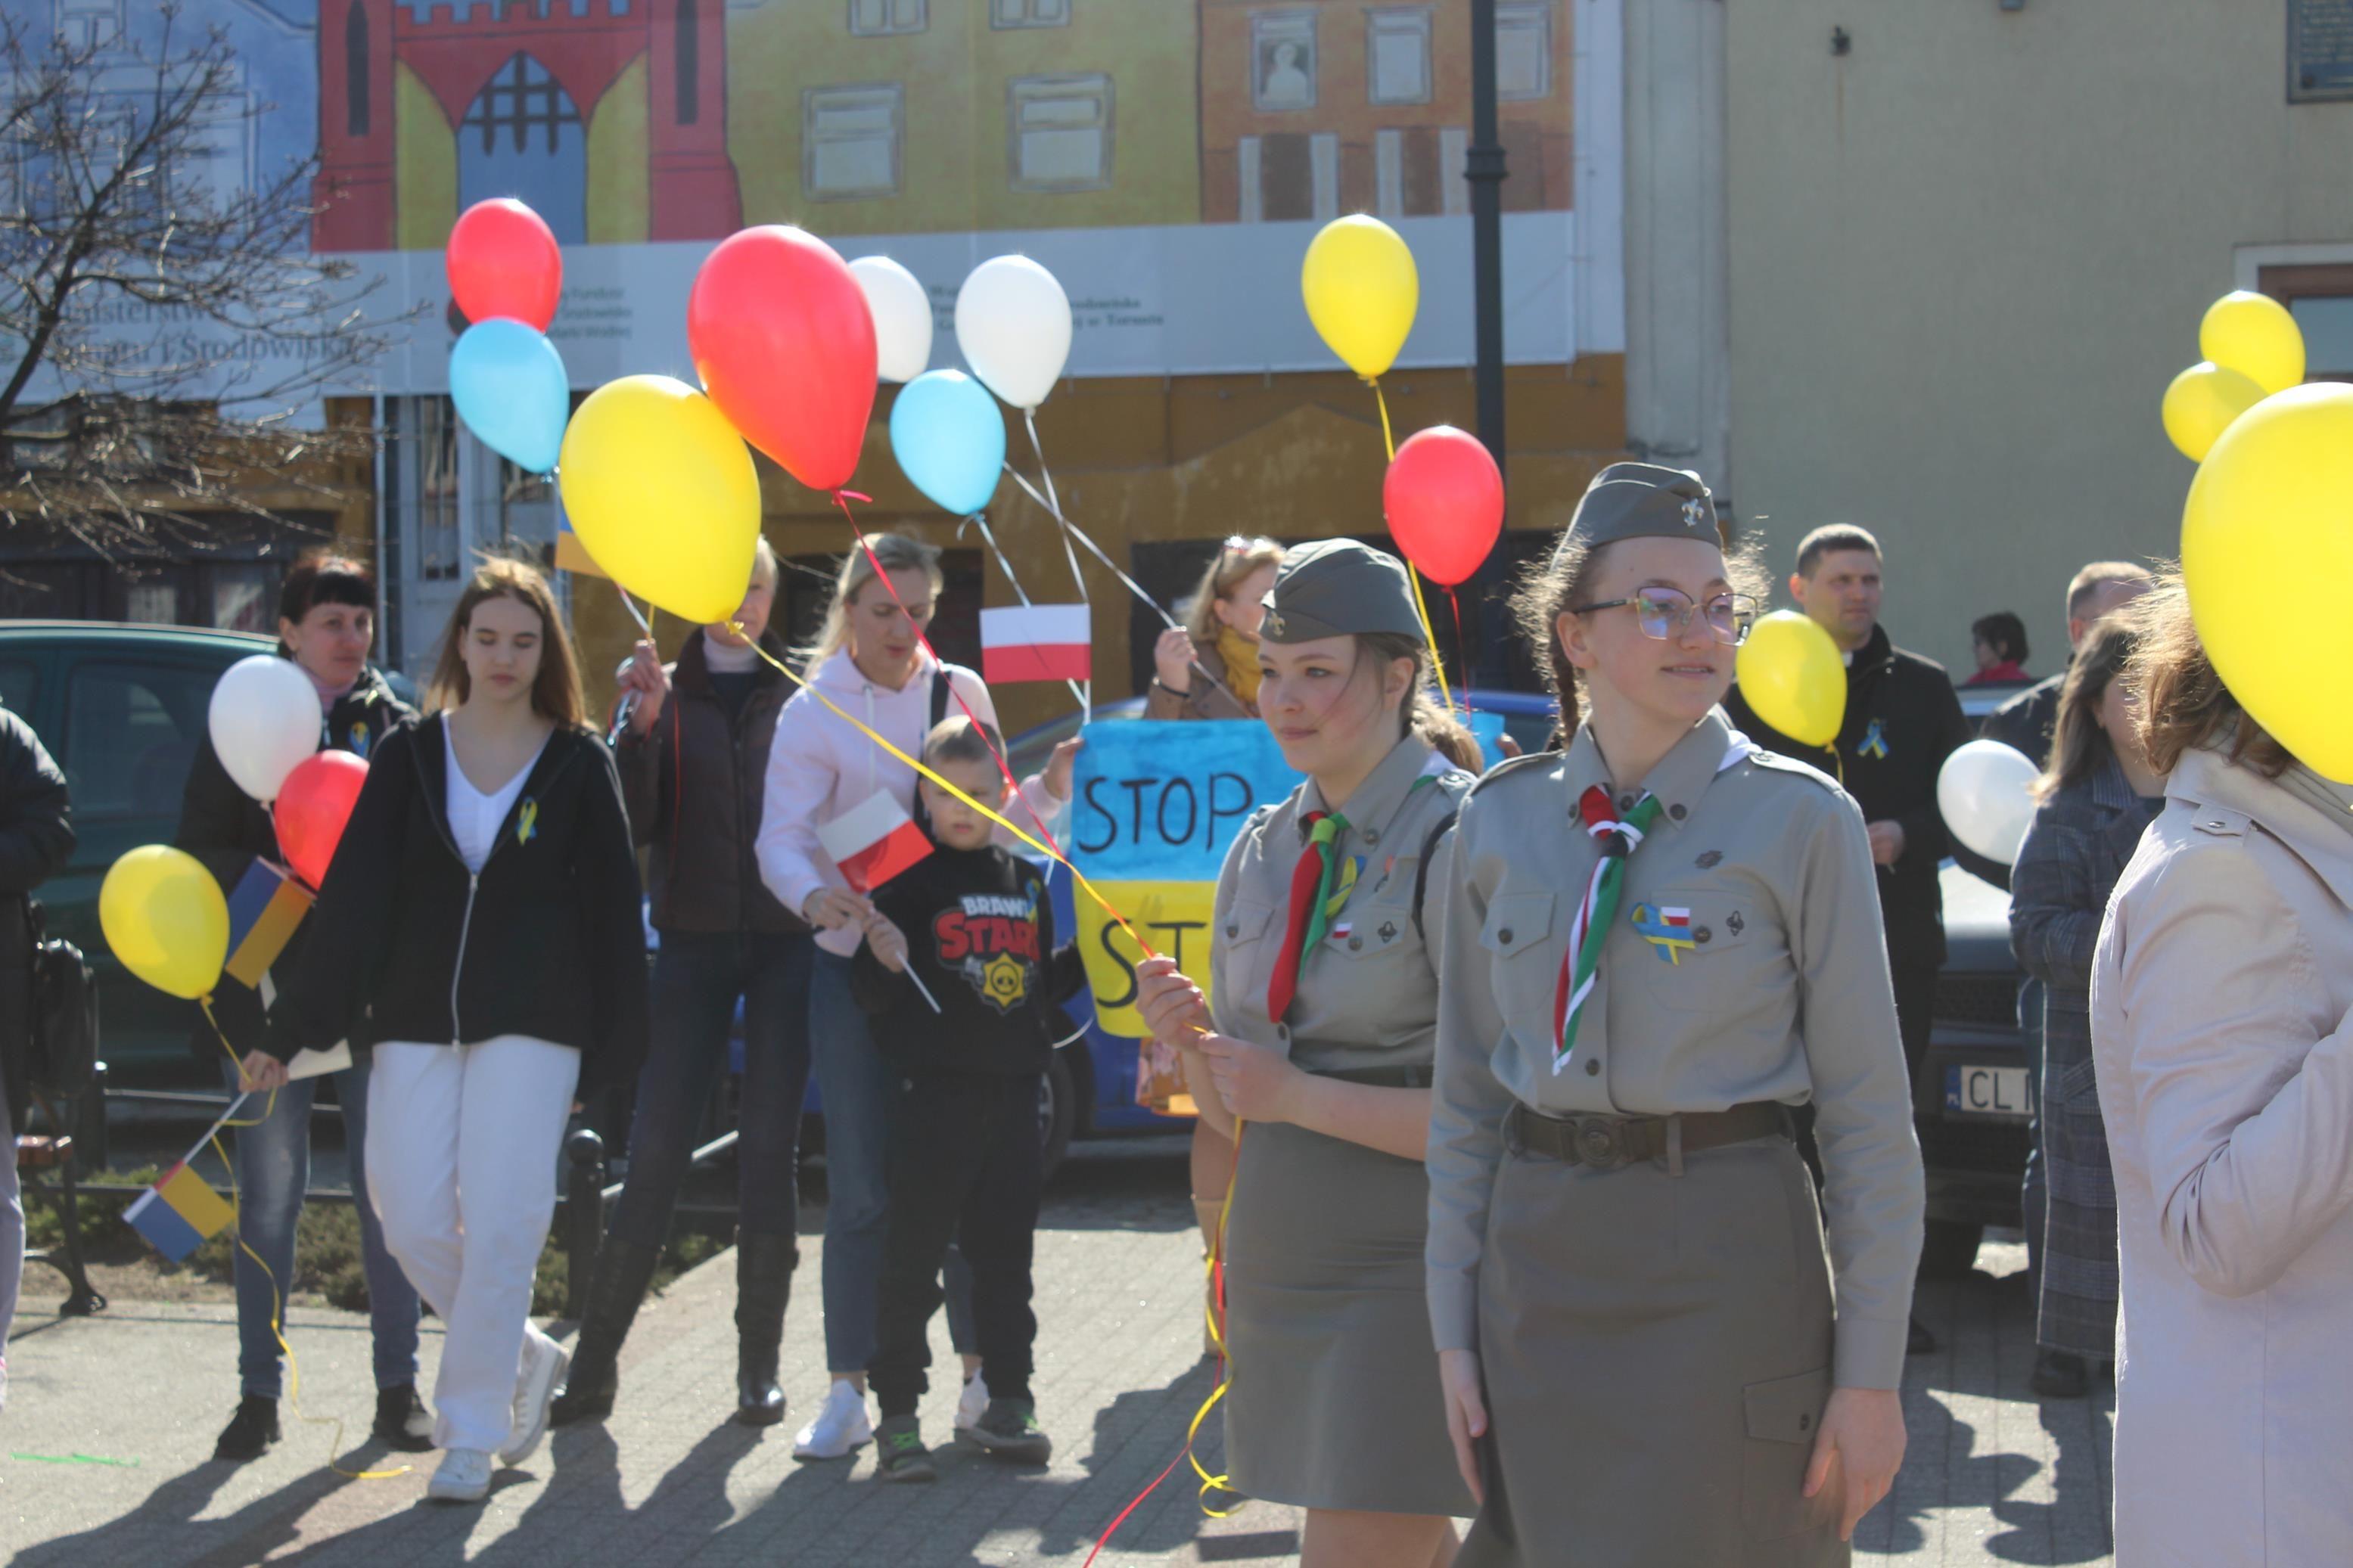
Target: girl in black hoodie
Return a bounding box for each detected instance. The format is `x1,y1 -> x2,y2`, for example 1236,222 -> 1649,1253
267,557 -> 647,1504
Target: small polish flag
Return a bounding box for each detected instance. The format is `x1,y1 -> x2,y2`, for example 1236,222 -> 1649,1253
980,604 -> 1091,685
817,790 -> 934,895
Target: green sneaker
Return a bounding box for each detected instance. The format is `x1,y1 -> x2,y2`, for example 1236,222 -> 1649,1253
874,1416 -> 935,1483
968,1398 -> 1052,1464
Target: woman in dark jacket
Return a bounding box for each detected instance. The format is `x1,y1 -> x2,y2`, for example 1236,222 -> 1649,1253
174,551 -> 427,1462
2008,616 -> 2162,1399
553,539 -> 816,1429
268,556 -> 647,1504
0,703 -> 73,1409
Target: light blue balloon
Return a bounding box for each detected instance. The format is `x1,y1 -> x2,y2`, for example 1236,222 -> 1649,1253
890,368 -> 1006,517
450,318 -> 568,475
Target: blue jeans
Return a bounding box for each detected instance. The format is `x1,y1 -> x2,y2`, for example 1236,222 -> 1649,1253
808,949 -> 973,1374
220,1058 -> 421,1398
611,932 -> 814,1250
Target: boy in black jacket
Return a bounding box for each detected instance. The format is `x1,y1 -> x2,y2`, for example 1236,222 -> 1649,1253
853,718 -> 1083,1482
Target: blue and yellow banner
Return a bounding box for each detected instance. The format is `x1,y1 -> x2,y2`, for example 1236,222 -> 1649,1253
224,859 -> 313,990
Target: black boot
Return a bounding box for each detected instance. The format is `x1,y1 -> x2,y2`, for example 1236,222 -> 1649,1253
734,1231 -> 797,1427
213,1395 -> 280,1462
550,1237 -> 662,1427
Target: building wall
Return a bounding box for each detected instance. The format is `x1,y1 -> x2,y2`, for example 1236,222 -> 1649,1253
1726,1 -> 2353,673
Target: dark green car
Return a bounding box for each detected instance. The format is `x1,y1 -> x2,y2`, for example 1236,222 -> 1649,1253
0,622 -> 418,1080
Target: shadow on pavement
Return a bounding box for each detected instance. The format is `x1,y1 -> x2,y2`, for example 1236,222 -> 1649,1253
15,1444 -> 364,1568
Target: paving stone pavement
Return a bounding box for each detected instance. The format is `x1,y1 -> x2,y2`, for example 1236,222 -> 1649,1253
2,1140 -> 2112,1565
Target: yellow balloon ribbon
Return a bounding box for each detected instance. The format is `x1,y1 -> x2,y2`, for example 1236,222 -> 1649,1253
2199,290 -> 2306,398
2182,383 -> 2353,782
1735,610 -> 1848,750
2161,362 -> 2264,463
1302,215 -> 1419,380
558,375 -> 762,625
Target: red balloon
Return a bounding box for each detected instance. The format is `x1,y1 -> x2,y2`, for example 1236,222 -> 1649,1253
688,226 -> 878,493
446,200 -> 563,332
273,752 -> 369,892
1383,426 -> 1505,587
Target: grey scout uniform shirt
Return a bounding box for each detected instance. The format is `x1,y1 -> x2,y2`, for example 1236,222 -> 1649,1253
1427,706 -> 1926,1389
1211,734 -> 1469,1076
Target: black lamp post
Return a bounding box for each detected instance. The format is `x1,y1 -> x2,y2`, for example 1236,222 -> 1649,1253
1465,0 -> 1513,688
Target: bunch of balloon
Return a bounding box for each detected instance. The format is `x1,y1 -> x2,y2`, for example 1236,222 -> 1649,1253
953,256 -> 1089,604
1734,611 -> 1847,755
1382,427 -> 1503,703
851,256 -> 935,384
2159,290 -> 2305,462
446,200 -> 570,480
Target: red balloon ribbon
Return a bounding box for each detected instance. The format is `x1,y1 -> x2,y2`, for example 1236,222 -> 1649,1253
1383,425 -> 1505,588
689,228 -> 878,493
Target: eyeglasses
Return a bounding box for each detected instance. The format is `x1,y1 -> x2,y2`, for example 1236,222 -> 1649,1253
1566,586 -> 1758,646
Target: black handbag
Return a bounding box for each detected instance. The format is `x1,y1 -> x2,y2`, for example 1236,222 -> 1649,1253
26,897 -> 96,1098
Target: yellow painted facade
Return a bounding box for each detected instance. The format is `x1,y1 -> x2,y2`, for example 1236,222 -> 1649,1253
392,62 -> 455,253
586,56 -> 652,246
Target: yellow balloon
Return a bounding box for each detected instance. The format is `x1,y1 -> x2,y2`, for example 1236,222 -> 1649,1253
2160,362 -> 2264,463
558,375 -> 762,624
100,845 -> 228,1001
2182,382 -> 2353,782
1301,215 -> 1419,380
2199,290 -> 2305,397
1734,610 -> 1847,750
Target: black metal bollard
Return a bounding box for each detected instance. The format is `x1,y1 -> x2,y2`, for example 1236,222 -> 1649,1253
563,1128 -> 607,1321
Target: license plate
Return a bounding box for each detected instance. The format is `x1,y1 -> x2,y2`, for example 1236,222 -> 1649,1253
1944,1063 -> 2030,1119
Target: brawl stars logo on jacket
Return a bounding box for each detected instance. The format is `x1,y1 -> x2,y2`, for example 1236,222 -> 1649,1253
933,890 -> 1043,1016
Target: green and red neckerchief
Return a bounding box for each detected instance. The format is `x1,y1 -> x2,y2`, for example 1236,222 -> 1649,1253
1267,809 -> 1354,1023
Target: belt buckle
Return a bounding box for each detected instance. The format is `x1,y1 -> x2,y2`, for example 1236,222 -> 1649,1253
1570,1116 -> 1628,1170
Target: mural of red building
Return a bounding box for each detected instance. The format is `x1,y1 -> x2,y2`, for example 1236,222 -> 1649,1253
313,0 -> 741,252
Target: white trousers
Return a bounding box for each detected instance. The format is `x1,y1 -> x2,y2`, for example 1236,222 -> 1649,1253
366,1036 -> 580,1454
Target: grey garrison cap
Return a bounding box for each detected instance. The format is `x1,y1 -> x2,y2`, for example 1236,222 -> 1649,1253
1557,462 -> 1722,564
1257,539 -> 1426,644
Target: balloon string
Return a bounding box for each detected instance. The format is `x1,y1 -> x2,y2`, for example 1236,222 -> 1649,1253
200,998 -> 407,1482
832,491 -> 1073,863
1407,558 -> 1456,717
1370,377 -> 1398,462
1447,585 -> 1473,709
996,462 -> 1253,719
1020,411 -> 1094,714
959,511 -> 1089,715
614,583 -> 653,640
1826,743 -> 1846,787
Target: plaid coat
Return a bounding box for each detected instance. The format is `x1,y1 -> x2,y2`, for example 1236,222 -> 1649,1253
2008,759 -> 2161,1358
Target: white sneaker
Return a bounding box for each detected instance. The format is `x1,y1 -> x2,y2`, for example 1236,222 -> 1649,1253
498,1325 -> 568,1467
955,1374 -> 990,1433
791,1379 -> 874,1460
427,1447 -> 495,1504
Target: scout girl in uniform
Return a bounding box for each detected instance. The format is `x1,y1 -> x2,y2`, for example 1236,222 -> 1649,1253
1136,539 -> 1478,1568
1428,464 -> 1924,1564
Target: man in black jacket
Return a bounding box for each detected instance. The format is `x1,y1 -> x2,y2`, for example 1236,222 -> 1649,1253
0,703 -> 73,1408
1724,524 -> 1969,1355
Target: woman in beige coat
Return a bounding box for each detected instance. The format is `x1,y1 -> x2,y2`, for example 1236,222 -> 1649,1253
2091,579 -> 2353,1566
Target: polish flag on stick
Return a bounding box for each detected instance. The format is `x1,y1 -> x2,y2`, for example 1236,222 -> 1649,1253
981,604 -> 1091,685
818,790 -> 934,895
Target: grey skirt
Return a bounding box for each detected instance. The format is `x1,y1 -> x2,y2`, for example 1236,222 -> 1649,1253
1222,1119 -> 1473,1517
1459,1132 -> 1848,1566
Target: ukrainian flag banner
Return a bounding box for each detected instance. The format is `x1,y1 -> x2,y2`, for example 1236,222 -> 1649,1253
124,1159 -> 237,1262
224,858 -> 312,990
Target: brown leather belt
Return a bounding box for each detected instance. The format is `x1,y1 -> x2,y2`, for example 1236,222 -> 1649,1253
1503,1100 -> 1792,1172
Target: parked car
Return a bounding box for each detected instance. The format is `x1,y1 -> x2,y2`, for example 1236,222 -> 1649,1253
0,621 -> 425,1082
1918,860 -> 2031,1274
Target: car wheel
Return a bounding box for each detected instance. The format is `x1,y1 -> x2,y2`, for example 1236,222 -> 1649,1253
1919,1218 -> 1985,1280
1039,1050 -> 1076,1180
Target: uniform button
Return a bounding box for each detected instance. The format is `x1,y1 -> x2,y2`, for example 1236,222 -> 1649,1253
1584,1057 -> 1601,1076
1498,928 -> 1514,945
1226,923 -> 1239,937
1669,803 -> 1687,821
1276,1023 -> 1290,1042
1347,936 -> 1363,951
1364,828 -> 1380,846
1695,927 -> 1711,944
1618,793 -> 1636,812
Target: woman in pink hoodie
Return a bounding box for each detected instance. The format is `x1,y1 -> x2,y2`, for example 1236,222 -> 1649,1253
756,532 -> 1071,1460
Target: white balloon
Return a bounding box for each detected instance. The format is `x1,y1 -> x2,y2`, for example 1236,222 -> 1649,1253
1937,739 -> 2041,865
209,654 -> 320,803
953,255 -> 1071,411
850,255 -> 934,383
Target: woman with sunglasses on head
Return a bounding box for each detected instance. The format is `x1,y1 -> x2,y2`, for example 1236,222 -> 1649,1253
1428,464 -> 1923,1565
1133,540 -> 1480,1568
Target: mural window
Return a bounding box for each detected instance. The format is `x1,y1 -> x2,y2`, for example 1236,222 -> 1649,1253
57,0 -> 121,51
1496,2 -> 1552,101
676,0 -> 700,125
991,0 -> 1069,25
458,54 -> 588,243
346,2 -> 370,137
1239,130 -> 1336,222
1251,11 -> 1317,113
1366,8 -> 1432,107
849,0 -> 926,36
1009,73 -> 1111,191
1375,125 -> 1447,218
804,84 -> 903,200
